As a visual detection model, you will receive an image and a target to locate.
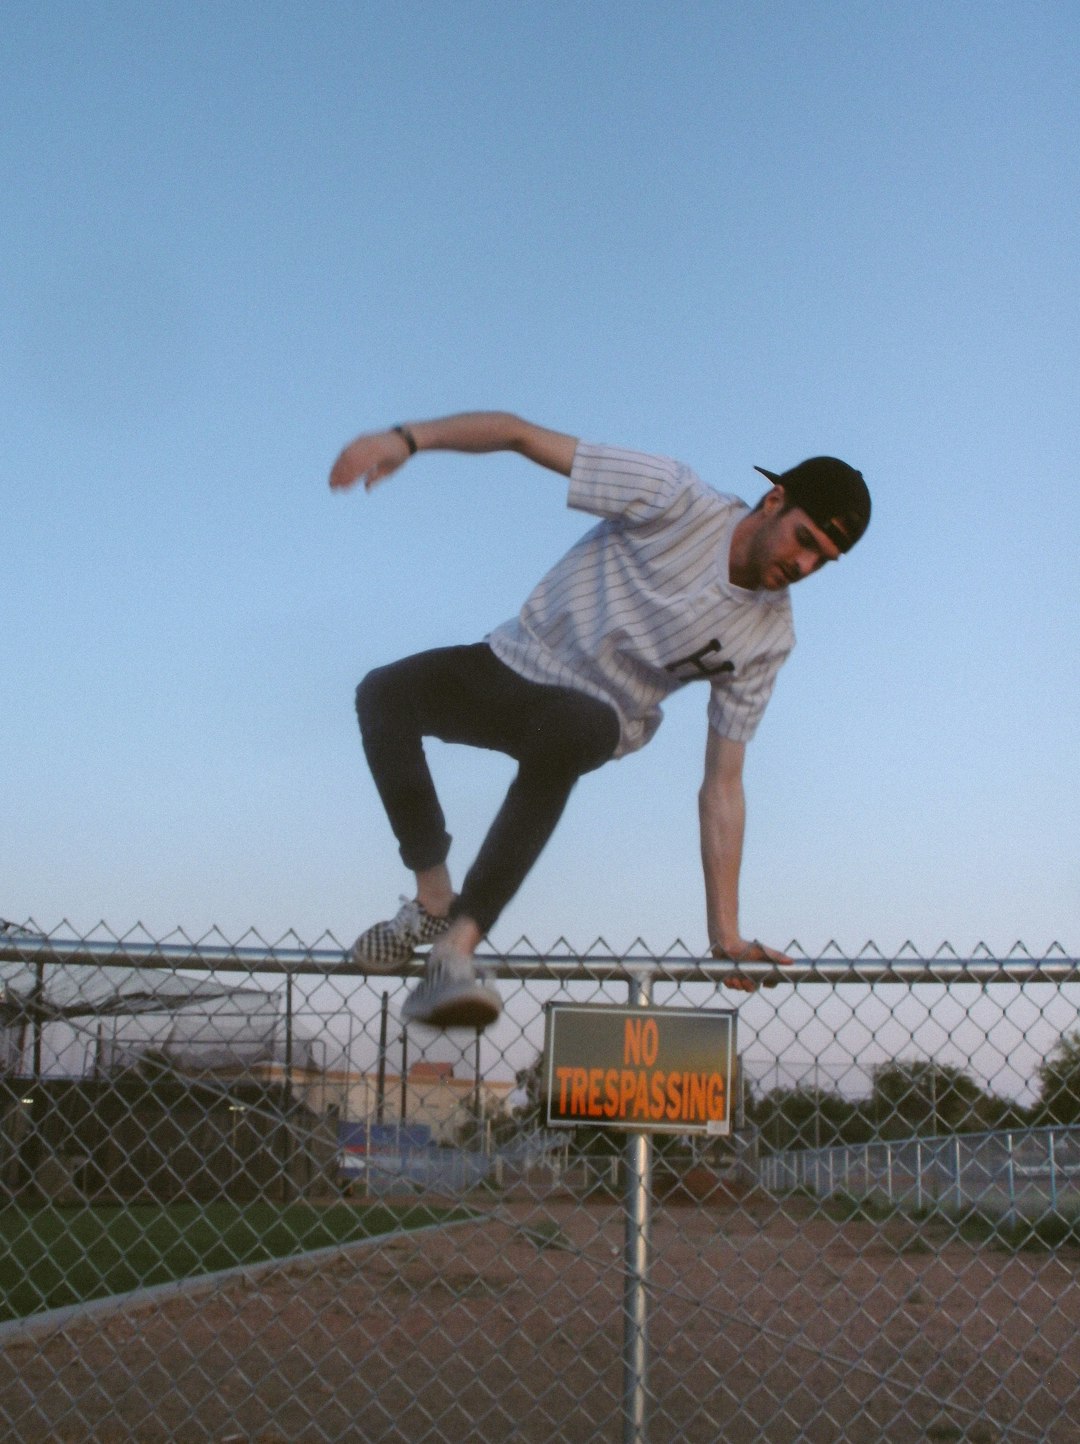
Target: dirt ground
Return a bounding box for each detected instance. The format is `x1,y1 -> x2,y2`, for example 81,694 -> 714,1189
2,1187 -> 1078,1443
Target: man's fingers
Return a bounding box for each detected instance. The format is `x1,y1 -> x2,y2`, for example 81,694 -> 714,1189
760,945 -> 794,967
713,938 -> 794,991
328,456 -> 355,490
329,449 -> 369,491
739,940 -> 792,965
713,939 -> 790,963
760,945 -> 793,986
329,432 -> 408,492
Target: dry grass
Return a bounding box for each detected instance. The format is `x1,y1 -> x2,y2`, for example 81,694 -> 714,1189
2,1188 -> 1078,1442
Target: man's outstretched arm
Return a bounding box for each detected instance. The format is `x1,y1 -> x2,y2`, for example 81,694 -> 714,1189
699,728 -> 793,992
329,412 -> 578,492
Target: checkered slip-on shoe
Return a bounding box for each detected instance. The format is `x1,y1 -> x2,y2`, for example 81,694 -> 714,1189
349,896 -> 451,973
401,946 -> 502,1030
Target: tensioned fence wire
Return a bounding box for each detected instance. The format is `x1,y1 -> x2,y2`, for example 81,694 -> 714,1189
1,921 -> 1079,1443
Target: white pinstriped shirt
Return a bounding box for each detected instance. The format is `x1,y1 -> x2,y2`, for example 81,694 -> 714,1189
487,443 -> 795,758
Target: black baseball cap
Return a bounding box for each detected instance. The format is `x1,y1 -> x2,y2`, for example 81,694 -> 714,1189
753,457 -> 871,553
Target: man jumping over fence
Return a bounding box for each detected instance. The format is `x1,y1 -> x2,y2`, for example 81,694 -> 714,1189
329,413 -> 870,1031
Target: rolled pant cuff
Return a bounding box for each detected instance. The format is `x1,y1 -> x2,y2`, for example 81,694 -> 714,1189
398,832 -> 452,874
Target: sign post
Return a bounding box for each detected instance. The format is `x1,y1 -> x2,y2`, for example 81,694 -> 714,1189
623,971 -> 651,1444
542,984 -> 736,1443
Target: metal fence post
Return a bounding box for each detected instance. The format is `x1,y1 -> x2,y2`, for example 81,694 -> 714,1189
886,1142 -> 894,1204
1049,1130 -> 1059,1214
376,991 -> 389,1125
623,969 -> 653,1444
953,1136 -> 963,1213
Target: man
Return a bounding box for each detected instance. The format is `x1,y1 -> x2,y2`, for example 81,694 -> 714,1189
329,412 -> 870,1030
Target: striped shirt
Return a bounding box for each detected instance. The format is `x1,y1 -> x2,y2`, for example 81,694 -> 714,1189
488,443 -> 796,757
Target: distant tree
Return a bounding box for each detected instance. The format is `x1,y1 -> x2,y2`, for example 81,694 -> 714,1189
747,1059 -> 1024,1152
512,1053 -> 545,1126
1033,1030 -> 1080,1126
482,1051 -> 550,1148
454,1093 -> 487,1150
869,1060 -> 1003,1137
749,1085 -> 865,1152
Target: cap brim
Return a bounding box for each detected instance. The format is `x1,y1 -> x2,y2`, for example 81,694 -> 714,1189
754,466 -> 782,484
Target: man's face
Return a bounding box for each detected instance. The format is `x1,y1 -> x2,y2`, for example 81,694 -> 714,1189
751,490 -> 842,591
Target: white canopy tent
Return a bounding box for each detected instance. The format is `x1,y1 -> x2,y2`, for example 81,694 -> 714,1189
0,930 -> 321,1076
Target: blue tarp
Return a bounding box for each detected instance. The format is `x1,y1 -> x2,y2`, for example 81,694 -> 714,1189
339,1122 -> 432,1154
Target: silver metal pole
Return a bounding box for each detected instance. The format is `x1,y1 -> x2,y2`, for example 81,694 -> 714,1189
623,969 -> 653,1444
886,1143 -> 894,1204
1049,1130 -> 1059,1213
4,934 -> 1077,985
953,1136 -> 963,1212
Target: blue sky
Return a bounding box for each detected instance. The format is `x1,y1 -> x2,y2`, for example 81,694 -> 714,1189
4,0 -> 1078,957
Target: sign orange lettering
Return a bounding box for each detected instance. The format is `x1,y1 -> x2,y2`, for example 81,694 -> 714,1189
666,1070 -> 683,1119
641,1018 -> 659,1067
624,1017 -> 642,1065
624,1016 -> 660,1067
556,1066 -> 573,1113
650,1070 -> 667,1120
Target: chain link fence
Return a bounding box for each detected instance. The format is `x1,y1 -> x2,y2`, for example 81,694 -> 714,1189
2,923 -> 1079,1442
761,1124 -> 1080,1222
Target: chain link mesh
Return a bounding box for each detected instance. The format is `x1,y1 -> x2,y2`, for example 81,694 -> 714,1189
2,923 -> 1078,1442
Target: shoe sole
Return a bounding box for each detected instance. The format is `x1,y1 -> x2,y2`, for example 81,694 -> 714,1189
402,982 -> 502,1031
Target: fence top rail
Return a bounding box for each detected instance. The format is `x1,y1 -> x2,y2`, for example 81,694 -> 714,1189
766,1121 -> 1080,1162
1,935 -> 1078,985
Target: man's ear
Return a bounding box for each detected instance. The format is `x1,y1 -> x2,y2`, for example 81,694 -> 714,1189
761,485 -> 786,515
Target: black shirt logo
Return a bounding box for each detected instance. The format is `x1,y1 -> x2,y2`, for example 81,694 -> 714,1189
664,640 -> 734,679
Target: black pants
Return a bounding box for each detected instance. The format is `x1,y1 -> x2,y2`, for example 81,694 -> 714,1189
355,643 -> 620,934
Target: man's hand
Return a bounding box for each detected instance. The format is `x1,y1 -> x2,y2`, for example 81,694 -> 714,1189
329,429 -> 412,493
711,937 -> 793,992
